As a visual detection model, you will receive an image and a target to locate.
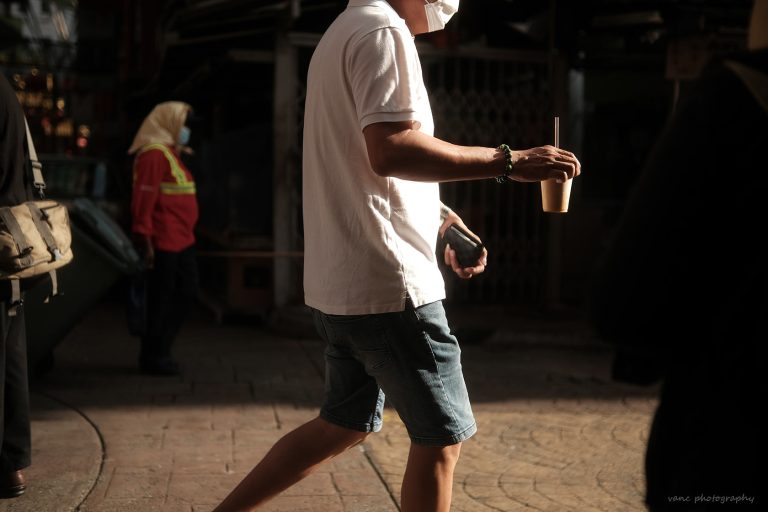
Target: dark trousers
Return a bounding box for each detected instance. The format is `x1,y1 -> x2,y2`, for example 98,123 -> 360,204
0,303 -> 30,472
140,246 -> 198,363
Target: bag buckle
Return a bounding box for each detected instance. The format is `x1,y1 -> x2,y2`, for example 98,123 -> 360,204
32,171 -> 46,198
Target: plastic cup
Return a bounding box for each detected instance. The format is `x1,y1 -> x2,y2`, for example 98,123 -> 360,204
541,115 -> 572,213
541,178 -> 572,213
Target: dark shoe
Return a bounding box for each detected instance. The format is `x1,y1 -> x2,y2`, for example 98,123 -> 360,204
0,470 -> 26,499
140,357 -> 180,376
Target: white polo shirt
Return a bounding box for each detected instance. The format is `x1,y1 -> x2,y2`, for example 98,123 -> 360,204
302,0 -> 445,315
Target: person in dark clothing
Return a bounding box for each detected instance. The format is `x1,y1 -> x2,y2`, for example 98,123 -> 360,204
0,74 -> 32,498
590,2 -> 767,510
128,102 -> 199,376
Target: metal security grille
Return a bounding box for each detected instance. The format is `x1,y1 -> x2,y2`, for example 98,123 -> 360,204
421,49 -> 552,304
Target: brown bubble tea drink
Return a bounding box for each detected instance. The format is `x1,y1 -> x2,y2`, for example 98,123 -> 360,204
541,116 -> 573,213
541,178 -> 572,212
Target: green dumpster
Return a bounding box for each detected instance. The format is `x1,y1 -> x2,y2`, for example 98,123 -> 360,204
25,198 -> 141,373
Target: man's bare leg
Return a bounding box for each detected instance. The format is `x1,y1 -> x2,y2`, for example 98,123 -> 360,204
400,442 -> 462,512
213,416 -> 368,512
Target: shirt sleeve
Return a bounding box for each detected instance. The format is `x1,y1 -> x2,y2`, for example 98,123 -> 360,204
347,26 -> 423,129
131,150 -> 166,237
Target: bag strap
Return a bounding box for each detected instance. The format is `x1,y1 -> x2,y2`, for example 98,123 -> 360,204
725,60 -> 768,114
25,203 -> 63,261
0,208 -> 34,267
23,118 -> 46,198
5,272 -> 60,316
44,270 -> 59,303
8,279 -> 21,316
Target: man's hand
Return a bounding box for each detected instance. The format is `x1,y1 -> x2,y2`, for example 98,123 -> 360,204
510,145 -> 581,183
439,211 -> 488,280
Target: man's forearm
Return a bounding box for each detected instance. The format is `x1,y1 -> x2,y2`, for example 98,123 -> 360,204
363,120 -> 580,184
364,122 -> 504,182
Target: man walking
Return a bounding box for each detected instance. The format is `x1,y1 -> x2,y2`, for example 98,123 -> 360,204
214,2 -> 580,511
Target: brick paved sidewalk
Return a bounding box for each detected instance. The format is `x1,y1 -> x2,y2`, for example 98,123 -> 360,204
8,300 -> 656,511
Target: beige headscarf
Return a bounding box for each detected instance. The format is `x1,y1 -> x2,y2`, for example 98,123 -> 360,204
127,101 -> 192,155
749,0 -> 768,50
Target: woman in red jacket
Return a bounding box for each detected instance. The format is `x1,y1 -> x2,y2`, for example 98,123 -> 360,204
128,102 -> 198,376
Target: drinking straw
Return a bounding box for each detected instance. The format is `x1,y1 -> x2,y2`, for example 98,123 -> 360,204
554,116 -> 559,148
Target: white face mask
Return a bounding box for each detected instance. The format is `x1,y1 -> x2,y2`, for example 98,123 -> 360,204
424,0 -> 459,33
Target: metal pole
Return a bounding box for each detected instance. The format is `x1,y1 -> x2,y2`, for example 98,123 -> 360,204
273,33 -> 299,308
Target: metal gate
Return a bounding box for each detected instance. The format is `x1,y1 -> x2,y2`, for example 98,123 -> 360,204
421,47 -> 553,304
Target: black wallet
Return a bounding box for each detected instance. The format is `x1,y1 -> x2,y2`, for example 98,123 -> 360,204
443,224 -> 484,268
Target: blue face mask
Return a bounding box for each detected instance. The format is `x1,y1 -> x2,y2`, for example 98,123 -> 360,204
178,126 -> 191,145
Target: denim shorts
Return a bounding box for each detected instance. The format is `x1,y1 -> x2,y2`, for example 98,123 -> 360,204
312,298 -> 477,446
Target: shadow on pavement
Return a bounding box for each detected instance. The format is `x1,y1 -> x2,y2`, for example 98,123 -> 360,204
32,298 -> 657,410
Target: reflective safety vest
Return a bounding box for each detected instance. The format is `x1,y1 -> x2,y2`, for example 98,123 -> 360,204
131,143 -> 198,252
136,143 -> 196,195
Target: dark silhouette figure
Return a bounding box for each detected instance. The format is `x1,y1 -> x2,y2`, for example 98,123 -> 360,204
590,13 -> 768,512
0,74 -> 32,499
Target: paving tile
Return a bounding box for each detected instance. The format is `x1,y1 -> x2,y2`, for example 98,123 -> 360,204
137,380 -> 194,396
167,472 -> 242,505
212,403 -> 278,430
340,495 -> 399,512
106,448 -> 175,470
163,428 -> 231,449
165,417 -> 215,431
104,431 -> 164,454
172,455 -> 231,475
105,467 -> 171,500
260,495 -> 344,512
332,471 -> 390,496
81,497 -> 191,512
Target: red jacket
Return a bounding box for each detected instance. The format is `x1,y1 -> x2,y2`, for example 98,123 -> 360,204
131,144 -> 198,252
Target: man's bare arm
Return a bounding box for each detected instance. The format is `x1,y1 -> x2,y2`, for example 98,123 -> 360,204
363,121 -> 581,183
